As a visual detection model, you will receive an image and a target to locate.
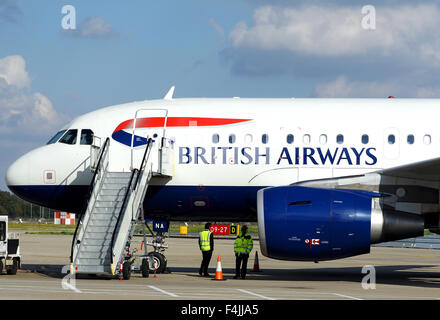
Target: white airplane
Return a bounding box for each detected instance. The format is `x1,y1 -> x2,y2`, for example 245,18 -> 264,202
5,88 -> 440,263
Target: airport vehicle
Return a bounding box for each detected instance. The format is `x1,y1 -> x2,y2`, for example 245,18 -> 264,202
0,216 -> 21,275
5,87 -> 440,277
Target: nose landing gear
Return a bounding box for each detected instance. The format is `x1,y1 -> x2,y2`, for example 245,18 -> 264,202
120,218 -> 170,279
140,220 -> 169,276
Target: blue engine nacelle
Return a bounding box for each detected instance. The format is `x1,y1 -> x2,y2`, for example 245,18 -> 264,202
257,186 -> 424,261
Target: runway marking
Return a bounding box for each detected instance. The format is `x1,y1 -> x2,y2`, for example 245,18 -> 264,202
237,289 -> 276,300
332,293 -> 363,300
148,285 -> 179,298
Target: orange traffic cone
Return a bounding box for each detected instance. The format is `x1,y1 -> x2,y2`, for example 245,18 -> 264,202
213,256 -> 226,281
252,251 -> 262,272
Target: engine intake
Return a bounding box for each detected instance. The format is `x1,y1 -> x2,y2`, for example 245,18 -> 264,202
257,186 -> 424,261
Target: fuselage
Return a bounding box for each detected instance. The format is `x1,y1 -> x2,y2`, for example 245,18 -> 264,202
6,98 -> 440,221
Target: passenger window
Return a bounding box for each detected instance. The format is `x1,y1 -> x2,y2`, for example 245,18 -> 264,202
80,129 -> 94,145
59,129 -> 78,145
407,134 -> 414,145
336,134 -> 344,144
303,134 -> 311,145
424,135 -> 431,145
319,134 -> 327,145
244,134 -> 253,144
388,134 -> 395,145
229,134 -> 236,144
262,134 -> 269,144
47,130 -> 67,145
212,134 -> 219,144
287,134 -> 294,144
362,134 -> 369,144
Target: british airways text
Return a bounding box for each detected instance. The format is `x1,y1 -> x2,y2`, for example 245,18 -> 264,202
179,147 -> 378,166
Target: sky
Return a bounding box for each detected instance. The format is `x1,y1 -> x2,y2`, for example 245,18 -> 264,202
1,0 -> 440,190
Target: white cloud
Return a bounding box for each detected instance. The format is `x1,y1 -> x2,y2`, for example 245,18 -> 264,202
64,16 -> 117,39
314,76 -> 440,98
0,55 -> 30,88
229,4 -> 440,60
0,55 -> 68,134
223,3 -> 440,97
314,76 -> 400,98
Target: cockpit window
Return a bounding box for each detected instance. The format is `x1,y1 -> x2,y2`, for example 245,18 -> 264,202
80,129 -> 94,145
59,129 -> 78,145
47,130 -> 67,144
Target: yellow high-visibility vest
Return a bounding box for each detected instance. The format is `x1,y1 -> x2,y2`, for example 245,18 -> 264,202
199,230 -> 212,251
234,232 -> 253,254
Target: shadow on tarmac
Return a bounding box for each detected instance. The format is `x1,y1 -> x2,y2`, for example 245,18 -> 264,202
19,263 -> 440,288
173,264 -> 440,288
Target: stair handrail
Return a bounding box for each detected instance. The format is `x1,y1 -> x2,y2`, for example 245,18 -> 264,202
109,168 -> 138,267
110,138 -> 153,271
131,138 -> 154,220
70,137 -> 110,263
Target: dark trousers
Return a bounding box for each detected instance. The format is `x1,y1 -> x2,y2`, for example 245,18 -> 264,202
200,250 -> 213,275
235,253 -> 249,279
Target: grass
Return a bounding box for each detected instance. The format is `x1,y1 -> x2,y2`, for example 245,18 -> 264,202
8,222 -> 436,238
9,223 -> 76,231
25,231 -> 74,235
8,221 -> 259,236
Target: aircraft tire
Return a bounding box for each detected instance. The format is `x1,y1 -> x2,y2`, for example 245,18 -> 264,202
122,261 -> 131,280
141,258 -> 149,278
6,258 -> 18,275
148,252 -> 167,274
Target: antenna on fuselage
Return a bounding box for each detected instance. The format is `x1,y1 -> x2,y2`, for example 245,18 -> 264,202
164,86 -> 175,100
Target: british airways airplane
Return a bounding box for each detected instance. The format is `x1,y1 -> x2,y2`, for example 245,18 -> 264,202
5,88 -> 439,263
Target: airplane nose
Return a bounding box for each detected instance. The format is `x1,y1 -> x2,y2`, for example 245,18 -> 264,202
5,154 -> 30,189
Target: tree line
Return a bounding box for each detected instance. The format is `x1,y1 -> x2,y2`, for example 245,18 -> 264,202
0,189 -> 53,219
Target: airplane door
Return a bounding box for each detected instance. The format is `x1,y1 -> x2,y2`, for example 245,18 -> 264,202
383,127 -> 400,160
130,108 -> 169,170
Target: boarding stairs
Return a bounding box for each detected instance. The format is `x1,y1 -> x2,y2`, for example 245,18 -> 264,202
70,136 -> 172,276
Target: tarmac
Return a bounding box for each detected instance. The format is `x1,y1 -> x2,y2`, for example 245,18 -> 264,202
1,233 -> 440,300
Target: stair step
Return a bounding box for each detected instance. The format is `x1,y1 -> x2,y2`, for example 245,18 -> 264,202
85,226 -> 114,233
80,244 -> 111,251
78,251 -> 111,259
84,232 -> 114,241
82,238 -> 112,246
102,181 -> 130,188
88,212 -> 117,219
76,258 -> 111,266
93,207 -> 121,214
103,178 -> 132,185
98,194 -> 127,202
106,172 -> 132,178
94,200 -> 123,208
99,189 -> 128,196
75,265 -> 112,274
88,217 -> 117,224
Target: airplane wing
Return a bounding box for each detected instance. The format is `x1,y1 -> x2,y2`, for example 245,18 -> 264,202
376,157 -> 440,181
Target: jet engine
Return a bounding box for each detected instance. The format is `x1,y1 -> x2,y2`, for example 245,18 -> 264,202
257,186 -> 424,261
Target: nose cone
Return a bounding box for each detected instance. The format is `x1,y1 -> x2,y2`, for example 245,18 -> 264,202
6,154 -> 30,190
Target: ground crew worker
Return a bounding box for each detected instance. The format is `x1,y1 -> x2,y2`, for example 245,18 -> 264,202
233,225 -> 253,279
199,222 -> 214,277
